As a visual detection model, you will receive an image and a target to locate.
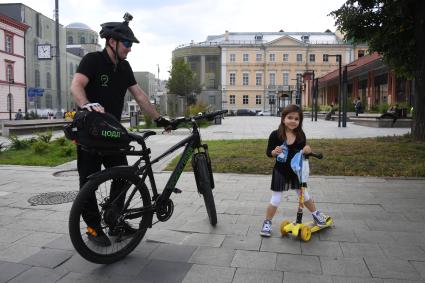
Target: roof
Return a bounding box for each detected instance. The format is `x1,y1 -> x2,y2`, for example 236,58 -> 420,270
0,12 -> 30,31
206,31 -> 342,45
318,52 -> 382,84
66,22 -> 92,30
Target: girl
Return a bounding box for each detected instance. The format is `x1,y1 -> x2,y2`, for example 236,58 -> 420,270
260,104 -> 329,237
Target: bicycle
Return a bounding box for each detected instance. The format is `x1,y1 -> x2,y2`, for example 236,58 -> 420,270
68,110 -> 226,264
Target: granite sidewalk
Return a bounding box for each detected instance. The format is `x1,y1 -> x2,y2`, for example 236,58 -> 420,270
0,117 -> 423,282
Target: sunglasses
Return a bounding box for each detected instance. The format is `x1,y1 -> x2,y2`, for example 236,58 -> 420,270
121,40 -> 133,48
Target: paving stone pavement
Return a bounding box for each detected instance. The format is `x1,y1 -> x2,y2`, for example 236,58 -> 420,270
0,117 -> 422,282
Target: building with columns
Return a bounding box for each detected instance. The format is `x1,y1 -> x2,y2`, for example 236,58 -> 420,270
0,13 -> 29,120
318,52 -> 413,111
173,30 -> 367,115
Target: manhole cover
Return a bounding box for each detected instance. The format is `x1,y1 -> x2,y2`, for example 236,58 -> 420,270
53,170 -> 78,177
28,191 -> 78,206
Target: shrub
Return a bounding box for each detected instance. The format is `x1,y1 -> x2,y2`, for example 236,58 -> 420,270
60,144 -> 75,157
0,143 -> 7,153
9,135 -> 31,150
55,136 -> 67,146
37,132 -> 53,143
32,141 -> 49,154
143,113 -> 153,128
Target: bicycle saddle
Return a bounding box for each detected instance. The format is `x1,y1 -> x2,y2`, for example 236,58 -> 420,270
128,131 -> 156,143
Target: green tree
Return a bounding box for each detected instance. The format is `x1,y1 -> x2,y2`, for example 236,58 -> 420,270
167,58 -> 201,106
330,0 -> 425,140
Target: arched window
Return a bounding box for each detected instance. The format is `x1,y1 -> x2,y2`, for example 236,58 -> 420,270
46,72 -> 51,89
45,93 -> 53,109
7,93 -> 14,113
35,70 -> 40,87
80,36 -> 85,44
68,36 -> 73,44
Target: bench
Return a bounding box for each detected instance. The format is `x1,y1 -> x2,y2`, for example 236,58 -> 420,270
350,117 -> 412,128
1,119 -> 71,137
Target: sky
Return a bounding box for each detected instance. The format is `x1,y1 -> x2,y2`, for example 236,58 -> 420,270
11,0 -> 347,80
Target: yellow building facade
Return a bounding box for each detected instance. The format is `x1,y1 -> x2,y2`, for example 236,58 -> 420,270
173,31 -> 367,115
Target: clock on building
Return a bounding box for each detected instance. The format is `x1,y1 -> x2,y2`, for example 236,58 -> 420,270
37,44 -> 52,59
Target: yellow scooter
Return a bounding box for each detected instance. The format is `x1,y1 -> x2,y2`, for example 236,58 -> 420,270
280,151 -> 333,241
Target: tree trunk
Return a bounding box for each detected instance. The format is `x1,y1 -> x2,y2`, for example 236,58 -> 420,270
413,0 -> 425,140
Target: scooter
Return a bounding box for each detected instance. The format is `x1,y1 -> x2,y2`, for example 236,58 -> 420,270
280,151 -> 333,241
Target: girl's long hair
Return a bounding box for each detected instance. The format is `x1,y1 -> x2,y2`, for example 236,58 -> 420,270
277,104 -> 305,143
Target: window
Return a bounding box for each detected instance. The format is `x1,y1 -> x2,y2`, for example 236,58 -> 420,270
209,95 -> 216,105
256,95 -> 261,105
283,53 -> 289,61
5,34 -> 13,53
67,36 -> 73,44
230,95 -> 235,104
358,50 -> 365,58
283,73 -> 289,86
243,95 -> 249,104
269,53 -> 276,62
6,64 -> 14,82
243,53 -> 249,62
256,53 -> 262,61
229,73 -> 236,85
36,13 -> 42,37
230,54 -> 236,62
296,54 -> 303,62
256,73 -> 262,86
190,62 -> 197,70
35,70 -> 40,87
80,36 -> 86,44
336,55 -> 341,62
269,73 -> 276,86
309,54 -> 315,62
46,72 -> 51,89
323,54 -> 329,62
45,93 -> 53,109
243,73 -> 249,86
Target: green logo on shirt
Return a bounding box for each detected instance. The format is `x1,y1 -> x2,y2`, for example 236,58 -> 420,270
100,74 -> 109,87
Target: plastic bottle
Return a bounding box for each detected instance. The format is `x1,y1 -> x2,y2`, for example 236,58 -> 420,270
276,142 -> 288,163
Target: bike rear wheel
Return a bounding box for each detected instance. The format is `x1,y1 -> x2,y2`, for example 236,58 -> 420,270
195,156 -> 217,226
69,168 -> 152,264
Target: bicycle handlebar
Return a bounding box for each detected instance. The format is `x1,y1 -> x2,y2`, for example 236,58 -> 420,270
169,110 -> 227,130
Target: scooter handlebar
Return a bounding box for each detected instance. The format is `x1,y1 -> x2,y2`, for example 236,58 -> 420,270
304,152 -> 323,159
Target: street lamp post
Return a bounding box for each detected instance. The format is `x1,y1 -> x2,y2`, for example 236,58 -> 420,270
327,54 -> 342,127
8,79 -> 15,120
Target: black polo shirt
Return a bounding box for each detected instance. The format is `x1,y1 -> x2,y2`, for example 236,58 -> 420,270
76,49 -> 137,120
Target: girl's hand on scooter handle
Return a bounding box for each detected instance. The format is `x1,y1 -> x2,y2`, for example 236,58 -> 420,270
303,145 -> 312,155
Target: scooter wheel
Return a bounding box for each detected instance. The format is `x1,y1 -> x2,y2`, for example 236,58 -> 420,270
280,220 -> 290,236
300,226 -> 312,242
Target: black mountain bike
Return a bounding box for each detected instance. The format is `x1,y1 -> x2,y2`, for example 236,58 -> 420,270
69,110 -> 226,264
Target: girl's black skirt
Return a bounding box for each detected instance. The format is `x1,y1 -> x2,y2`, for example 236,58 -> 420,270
270,167 -> 300,191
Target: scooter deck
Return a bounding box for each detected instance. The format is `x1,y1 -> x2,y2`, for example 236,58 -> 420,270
281,217 -> 333,237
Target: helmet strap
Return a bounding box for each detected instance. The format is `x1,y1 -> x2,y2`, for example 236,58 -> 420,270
106,38 -> 122,71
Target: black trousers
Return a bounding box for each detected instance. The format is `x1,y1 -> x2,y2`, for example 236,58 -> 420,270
77,146 -> 128,228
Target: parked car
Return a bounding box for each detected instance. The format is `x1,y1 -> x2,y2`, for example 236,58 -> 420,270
256,110 -> 271,116
236,109 -> 256,116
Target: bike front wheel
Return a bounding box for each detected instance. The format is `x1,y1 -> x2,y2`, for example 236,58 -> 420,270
69,168 -> 152,264
195,155 -> 217,226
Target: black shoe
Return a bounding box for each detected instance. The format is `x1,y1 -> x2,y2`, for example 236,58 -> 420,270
86,227 -> 111,247
109,222 -> 138,237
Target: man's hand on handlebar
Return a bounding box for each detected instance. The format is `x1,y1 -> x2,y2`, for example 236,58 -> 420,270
82,103 -> 105,113
155,116 -> 173,131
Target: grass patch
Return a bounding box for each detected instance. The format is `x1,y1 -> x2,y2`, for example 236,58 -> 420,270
0,138 -> 77,167
165,135 -> 425,177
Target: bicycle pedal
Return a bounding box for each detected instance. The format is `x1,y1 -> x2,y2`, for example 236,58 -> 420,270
172,188 -> 182,194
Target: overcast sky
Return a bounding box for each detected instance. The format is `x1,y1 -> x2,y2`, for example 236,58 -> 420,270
13,0 -> 347,79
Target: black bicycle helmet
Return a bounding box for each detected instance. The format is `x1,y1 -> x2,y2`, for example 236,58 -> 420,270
99,13 -> 140,43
